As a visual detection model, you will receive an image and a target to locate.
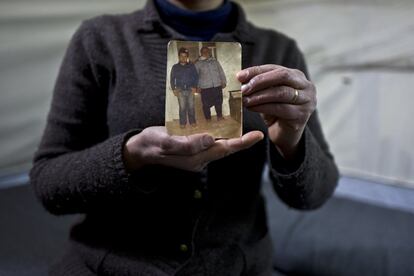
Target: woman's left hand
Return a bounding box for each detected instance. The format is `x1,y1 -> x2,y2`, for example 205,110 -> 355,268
237,65 -> 317,161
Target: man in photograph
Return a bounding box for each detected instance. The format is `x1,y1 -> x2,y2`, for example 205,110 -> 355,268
170,47 -> 199,128
195,46 -> 227,122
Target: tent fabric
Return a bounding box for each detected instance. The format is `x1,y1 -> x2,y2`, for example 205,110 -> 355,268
242,0 -> 414,186
0,0 -> 413,186
0,0 -> 142,177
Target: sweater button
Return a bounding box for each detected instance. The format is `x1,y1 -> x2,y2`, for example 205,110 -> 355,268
193,189 -> 202,199
179,244 -> 189,252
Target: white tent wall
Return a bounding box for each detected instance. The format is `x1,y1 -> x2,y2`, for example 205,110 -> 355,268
0,0 -> 413,187
0,0 -> 143,177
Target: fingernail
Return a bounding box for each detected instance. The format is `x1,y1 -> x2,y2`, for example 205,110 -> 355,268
241,83 -> 251,94
202,135 -> 214,148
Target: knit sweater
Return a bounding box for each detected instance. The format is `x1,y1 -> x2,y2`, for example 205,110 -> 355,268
29,1 -> 339,275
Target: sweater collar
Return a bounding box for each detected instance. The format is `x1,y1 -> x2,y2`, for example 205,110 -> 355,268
137,0 -> 255,44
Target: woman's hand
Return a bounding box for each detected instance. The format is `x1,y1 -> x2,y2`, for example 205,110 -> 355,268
123,126 -> 264,172
237,65 -> 317,160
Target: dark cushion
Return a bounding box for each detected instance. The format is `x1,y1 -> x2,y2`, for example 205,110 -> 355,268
263,178 -> 414,276
0,184 -> 78,276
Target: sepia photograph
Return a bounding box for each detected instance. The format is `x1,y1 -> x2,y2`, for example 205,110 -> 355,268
165,40 -> 242,139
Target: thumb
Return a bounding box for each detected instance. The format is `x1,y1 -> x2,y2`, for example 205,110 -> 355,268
227,131 -> 264,151
196,131 -> 264,165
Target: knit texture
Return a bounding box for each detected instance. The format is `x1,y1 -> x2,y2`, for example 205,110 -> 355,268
30,0 -> 339,275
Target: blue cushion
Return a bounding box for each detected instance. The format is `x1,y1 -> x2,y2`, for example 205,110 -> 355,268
263,178 -> 414,276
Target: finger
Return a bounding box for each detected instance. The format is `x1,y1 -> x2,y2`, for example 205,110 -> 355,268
236,64 -> 281,83
226,131 -> 265,150
247,104 -> 300,120
241,68 -> 308,96
243,86 -> 309,107
159,133 -> 215,156
139,126 -> 169,145
199,131 -> 265,163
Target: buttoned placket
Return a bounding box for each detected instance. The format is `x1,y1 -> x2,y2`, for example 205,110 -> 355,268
135,1 -> 255,261
176,167 -> 209,259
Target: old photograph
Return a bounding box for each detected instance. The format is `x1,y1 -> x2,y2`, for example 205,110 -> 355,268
165,40 -> 242,138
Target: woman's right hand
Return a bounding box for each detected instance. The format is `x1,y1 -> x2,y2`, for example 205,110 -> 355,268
123,126 -> 264,172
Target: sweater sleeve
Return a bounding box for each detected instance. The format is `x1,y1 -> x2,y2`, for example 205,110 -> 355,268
267,40 -> 339,210
29,21 -> 156,215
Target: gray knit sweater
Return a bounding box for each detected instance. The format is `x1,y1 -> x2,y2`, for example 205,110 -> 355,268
29,1 -> 339,275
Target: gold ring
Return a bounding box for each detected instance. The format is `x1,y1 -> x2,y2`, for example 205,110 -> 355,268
291,89 -> 299,104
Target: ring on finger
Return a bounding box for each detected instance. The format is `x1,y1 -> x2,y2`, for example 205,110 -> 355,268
291,89 -> 299,104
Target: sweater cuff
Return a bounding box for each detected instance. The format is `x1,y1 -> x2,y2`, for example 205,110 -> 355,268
267,129 -> 307,177
112,129 -> 163,194
111,128 -> 142,189
268,126 -> 316,187
268,127 -> 336,209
